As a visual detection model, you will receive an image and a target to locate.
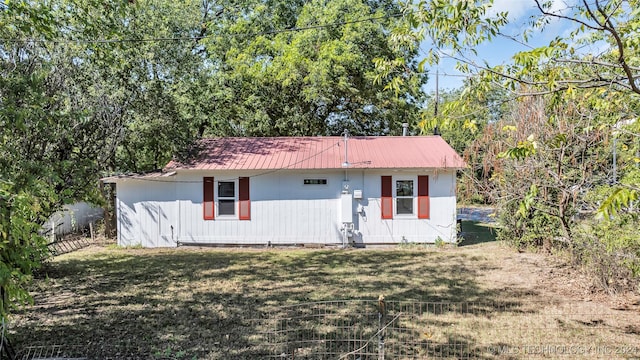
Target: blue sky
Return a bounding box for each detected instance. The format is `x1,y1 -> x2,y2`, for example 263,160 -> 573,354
423,0 -> 577,92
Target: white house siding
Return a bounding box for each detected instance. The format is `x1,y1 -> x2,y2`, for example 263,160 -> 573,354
354,170 -> 458,244
175,170 -> 343,246
116,179 -> 177,247
115,169 -> 457,247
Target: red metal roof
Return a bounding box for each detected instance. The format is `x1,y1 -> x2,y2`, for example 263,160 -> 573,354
164,136 -> 466,171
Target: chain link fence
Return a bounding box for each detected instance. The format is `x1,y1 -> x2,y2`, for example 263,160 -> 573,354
9,299 -> 640,359
252,299 -> 639,359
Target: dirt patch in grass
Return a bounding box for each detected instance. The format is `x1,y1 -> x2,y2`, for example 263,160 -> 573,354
7,241 -> 640,359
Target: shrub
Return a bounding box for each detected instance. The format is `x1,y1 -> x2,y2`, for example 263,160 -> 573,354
572,213 -> 640,293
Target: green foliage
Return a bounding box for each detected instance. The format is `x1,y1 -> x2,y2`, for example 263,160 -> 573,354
417,86 -> 505,149
386,0 -> 640,212
497,198 -> 561,250
573,213 -> 640,291
498,137 -> 537,161
204,0 -> 426,136
517,184 -> 537,219
461,88 -> 640,288
471,92 -> 615,250
598,128 -> 640,218
53,0 -> 206,172
598,187 -> 639,218
377,0 -> 508,94
0,182 -> 49,317
377,0 -> 640,290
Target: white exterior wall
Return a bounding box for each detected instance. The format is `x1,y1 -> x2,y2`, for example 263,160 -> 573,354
354,170 -> 457,244
116,179 -> 177,247
115,169 -> 458,247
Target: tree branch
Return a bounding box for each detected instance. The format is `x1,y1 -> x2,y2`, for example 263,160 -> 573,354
595,0 -> 640,94
533,0 -> 604,31
553,58 -> 640,72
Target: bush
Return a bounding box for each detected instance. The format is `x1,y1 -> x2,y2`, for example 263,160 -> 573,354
572,213 -> 640,293
496,199 -> 561,250
0,182 -> 50,316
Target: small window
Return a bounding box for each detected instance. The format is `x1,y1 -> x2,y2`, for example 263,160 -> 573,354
218,181 -> 235,215
396,180 -> 414,214
304,179 -> 327,185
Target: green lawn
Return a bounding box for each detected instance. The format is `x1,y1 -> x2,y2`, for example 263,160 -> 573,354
8,240 -> 640,359
458,221 -> 498,246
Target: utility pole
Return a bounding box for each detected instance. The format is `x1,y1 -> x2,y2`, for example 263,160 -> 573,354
435,67 -> 439,117
434,68 -> 441,136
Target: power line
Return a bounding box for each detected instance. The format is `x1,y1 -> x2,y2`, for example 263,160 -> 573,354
1,12 -> 405,45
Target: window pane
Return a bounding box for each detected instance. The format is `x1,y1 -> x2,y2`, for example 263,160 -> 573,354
218,199 -> 235,215
397,198 -> 413,214
218,181 -> 235,197
396,180 -> 413,196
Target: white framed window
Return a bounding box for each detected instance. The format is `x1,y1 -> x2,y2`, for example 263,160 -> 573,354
395,178 -> 415,215
381,175 -> 428,220
217,180 -> 236,216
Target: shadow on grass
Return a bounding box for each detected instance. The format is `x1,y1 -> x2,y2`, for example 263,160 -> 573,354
458,221 -> 497,246
11,248 -> 537,359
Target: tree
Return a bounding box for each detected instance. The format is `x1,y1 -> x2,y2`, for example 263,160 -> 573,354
55,0 -> 209,172
1,0 -> 223,315
200,0 -> 427,136
494,0 -> 640,96
415,81 -> 511,204
1,1 -> 61,317
0,182 -> 48,317
377,0 -> 640,288
385,0 -> 640,96
380,0 -> 640,213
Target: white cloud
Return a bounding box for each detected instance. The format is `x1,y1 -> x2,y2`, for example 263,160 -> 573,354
487,0 -> 578,22
548,0 -> 576,15
489,0 -> 535,21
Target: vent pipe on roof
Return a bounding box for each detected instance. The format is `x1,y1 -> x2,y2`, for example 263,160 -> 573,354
402,123 -> 409,136
342,129 -> 350,183
342,129 -> 349,166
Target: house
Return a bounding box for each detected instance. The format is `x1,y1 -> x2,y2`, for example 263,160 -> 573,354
102,136 -> 466,247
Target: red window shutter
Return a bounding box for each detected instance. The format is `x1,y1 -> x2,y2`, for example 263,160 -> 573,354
418,175 -> 430,219
239,177 -> 251,220
381,176 -> 393,219
203,177 -> 215,220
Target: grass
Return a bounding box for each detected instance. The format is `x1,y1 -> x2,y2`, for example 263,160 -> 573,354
7,233 -> 640,359
458,221 -> 498,246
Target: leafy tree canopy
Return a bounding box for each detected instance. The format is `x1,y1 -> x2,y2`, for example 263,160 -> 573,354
377,0 -> 640,286
379,0 -> 640,214
199,0 -> 427,136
